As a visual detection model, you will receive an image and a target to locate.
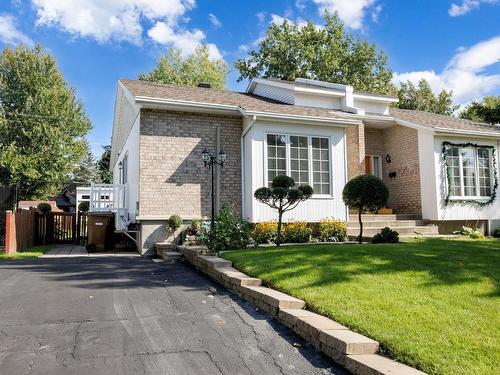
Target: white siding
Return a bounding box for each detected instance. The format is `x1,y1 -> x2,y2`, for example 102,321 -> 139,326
252,83 -> 294,104
432,136 -> 500,221
418,130 -> 438,219
243,120 -> 347,223
113,114 -> 140,220
295,93 -> 341,110
353,99 -> 389,115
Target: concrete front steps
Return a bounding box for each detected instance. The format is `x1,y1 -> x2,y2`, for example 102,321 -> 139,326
155,242 -> 182,260
347,214 -> 439,238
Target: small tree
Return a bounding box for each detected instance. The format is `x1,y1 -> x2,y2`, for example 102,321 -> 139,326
342,175 -> 389,243
78,201 -> 89,213
254,176 -> 313,246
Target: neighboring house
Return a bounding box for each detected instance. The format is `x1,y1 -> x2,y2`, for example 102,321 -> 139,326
75,186 -> 91,211
105,78 -> 500,254
55,184 -> 77,212
18,200 -> 61,212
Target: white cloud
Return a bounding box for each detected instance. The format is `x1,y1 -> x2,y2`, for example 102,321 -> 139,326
449,0 -> 499,16
148,21 -> 222,59
393,36 -> 500,104
256,12 -> 266,23
0,14 -> 33,45
295,0 -> 307,11
312,0 -> 376,29
31,0 -> 222,59
208,13 -> 221,28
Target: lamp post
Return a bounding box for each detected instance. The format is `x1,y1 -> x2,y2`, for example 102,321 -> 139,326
201,146 -> 227,250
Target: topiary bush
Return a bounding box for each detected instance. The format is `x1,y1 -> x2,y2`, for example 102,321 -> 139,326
251,221 -> 278,244
343,175 -> 389,243
282,221 -> 312,243
167,215 -> 183,232
371,227 -> 399,243
254,175 -> 313,246
37,202 -> 52,215
78,201 -> 90,212
318,218 -> 347,242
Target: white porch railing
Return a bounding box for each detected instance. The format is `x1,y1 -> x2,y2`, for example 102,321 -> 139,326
90,183 -> 129,230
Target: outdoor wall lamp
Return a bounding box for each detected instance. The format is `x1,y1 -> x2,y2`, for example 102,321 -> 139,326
201,146 -> 227,251
385,154 -> 392,163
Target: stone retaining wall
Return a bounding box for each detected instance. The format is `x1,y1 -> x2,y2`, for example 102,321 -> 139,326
177,245 -> 427,375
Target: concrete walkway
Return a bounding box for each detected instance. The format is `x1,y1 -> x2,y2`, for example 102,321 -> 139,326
42,245 -> 140,258
0,256 -> 348,375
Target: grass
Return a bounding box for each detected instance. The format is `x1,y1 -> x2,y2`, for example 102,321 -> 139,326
0,245 -> 52,259
222,238 -> 500,375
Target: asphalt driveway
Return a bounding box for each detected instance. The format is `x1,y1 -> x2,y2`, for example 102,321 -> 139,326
0,255 -> 348,375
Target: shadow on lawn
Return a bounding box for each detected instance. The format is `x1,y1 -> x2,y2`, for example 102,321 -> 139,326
230,238 -> 500,298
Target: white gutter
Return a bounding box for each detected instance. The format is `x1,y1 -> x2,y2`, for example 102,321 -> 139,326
434,127 -> 500,138
243,110 -> 361,126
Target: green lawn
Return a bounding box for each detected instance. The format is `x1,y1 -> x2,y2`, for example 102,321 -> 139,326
222,238 -> 500,375
0,245 -> 52,259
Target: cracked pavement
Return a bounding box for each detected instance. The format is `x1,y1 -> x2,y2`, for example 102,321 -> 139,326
0,256 -> 349,374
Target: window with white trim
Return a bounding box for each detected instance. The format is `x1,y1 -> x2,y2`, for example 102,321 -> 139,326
266,134 -> 330,194
444,145 -> 493,198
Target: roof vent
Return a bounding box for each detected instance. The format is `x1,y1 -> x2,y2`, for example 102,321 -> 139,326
197,82 -> 211,89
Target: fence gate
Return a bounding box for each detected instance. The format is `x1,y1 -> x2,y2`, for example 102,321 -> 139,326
38,212 -> 76,244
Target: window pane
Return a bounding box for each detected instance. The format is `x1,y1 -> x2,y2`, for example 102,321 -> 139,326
477,148 -> 492,197
312,137 -> 330,194
372,156 -> 381,178
461,147 -> 476,197
267,134 -> 286,187
290,136 -> 309,186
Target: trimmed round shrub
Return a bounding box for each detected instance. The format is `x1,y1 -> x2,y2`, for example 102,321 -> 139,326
168,215 -> 183,232
371,227 -> 399,243
37,203 -> 52,215
318,218 -> 347,242
282,221 -> 312,243
343,175 -> 389,212
78,201 -> 90,212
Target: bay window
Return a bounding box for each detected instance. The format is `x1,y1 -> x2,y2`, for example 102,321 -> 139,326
266,133 -> 331,195
444,144 -> 494,199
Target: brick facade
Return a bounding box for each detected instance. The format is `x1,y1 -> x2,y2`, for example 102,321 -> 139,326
346,124 -> 365,179
365,125 -> 422,214
139,109 -> 242,219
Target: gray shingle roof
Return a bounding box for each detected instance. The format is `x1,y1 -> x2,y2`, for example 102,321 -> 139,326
120,79 -> 352,121
389,107 -> 500,134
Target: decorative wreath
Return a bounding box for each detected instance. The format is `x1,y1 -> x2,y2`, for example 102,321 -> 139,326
441,141 -> 498,206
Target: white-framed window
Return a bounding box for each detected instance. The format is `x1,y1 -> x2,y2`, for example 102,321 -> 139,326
365,155 -> 382,179
266,133 -> 331,195
444,145 -> 494,199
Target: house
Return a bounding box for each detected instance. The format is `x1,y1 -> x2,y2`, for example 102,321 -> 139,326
105,77 -> 500,255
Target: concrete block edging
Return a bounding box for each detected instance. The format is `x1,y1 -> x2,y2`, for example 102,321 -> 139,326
176,245 -> 427,375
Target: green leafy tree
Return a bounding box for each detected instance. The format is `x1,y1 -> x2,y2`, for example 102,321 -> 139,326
254,176 -> 313,246
72,151 -> 100,184
460,96 -> 500,124
139,46 -> 228,90
236,12 -> 394,95
342,175 -> 389,243
0,44 -> 92,199
98,145 -> 112,183
396,79 -> 458,115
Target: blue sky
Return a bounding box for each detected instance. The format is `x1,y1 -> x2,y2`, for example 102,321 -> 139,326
0,0 -> 499,157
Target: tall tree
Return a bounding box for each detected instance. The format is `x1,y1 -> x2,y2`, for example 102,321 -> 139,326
396,79 -> 458,115
0,44 -> 92,199
72,151 -> 100,184
460,96 -> 500,124
235,12 -> 394,95
98,145 -> 112,184
139,46 -> 228,90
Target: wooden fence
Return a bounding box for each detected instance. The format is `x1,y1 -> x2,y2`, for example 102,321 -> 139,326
14,209 -> 37,250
